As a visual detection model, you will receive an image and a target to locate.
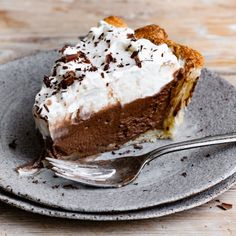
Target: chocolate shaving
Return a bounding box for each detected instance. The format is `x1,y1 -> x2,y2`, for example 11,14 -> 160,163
43,75 -> 51,88
134,57 -> 142,68
101,72 -> 104,78
125,44 -> 132,51
104,64 -> 110,71
43,104 -> 49,112
105,53 -> 113,64
37,107 -> 42,115
60,71 -> 76,89
131,50 -> 139,59
52,67 -> 57,76
59,45 -> 69,54
89,66 -> 98,72
62,66 -> 68,70
127,33 -> 135,39
94,41 -> 99,47
131,50 -> 142,68
98,33 -> 104,40
117,63 -> 124,68
78,74 -> 85,81
217,202 -> 233,210
56,54 -> 78,63
83,58 -> 91,64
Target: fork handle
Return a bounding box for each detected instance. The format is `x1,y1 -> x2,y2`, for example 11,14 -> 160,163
145,133 -> 236,163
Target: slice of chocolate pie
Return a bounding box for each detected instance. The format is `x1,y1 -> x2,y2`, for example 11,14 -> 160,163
33,16 -> 204,159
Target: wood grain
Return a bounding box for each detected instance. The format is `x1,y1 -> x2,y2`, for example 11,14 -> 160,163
0,0 -> 236,235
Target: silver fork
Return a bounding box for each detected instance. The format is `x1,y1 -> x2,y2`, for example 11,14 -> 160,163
47,133 -> 236,188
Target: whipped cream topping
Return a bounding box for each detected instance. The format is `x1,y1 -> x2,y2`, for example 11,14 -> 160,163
33,20 -> 182,139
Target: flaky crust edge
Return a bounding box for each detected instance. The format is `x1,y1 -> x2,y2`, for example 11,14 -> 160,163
104,16 -> 204,137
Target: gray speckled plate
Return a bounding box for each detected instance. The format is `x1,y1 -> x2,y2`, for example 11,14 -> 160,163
1,172 -> 236,221
0,51 -> 236,213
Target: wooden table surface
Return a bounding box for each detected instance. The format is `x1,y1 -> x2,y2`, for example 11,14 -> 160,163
0,0 -> 236,235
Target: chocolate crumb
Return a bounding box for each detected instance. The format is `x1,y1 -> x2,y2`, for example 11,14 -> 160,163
63,184 -> 78,190
181,156 -> 188,162
52,185 -> 60,189
217,202 -> 233,210
133,144 -> 143,150
8,139 -> 17,149
181,172 -> 187,177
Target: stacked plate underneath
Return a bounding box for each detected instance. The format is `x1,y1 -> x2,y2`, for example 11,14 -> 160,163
0,52 -> 236,221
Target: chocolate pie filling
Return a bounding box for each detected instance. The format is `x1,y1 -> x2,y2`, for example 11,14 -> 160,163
47,69 -> 186,158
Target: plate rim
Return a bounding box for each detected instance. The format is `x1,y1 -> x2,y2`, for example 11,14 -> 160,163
0,172 -> 236,221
